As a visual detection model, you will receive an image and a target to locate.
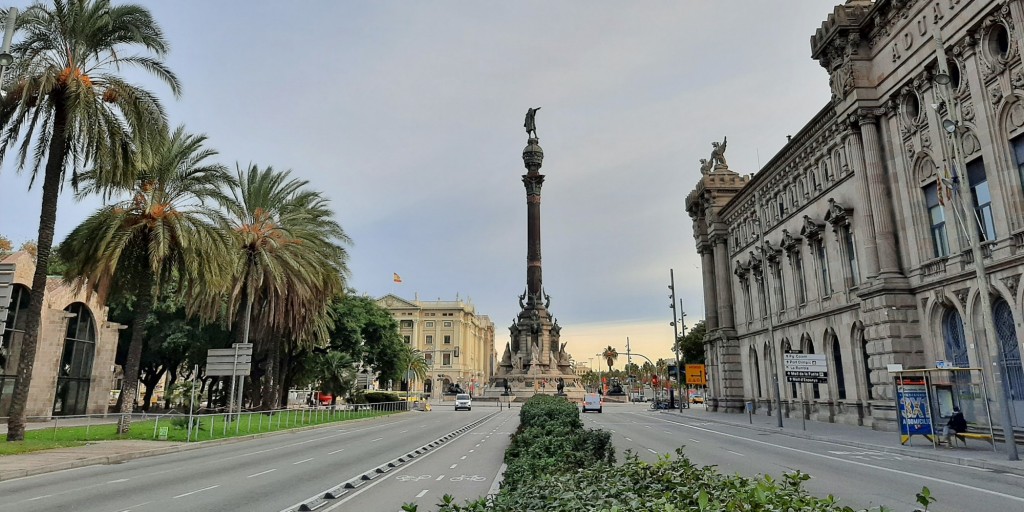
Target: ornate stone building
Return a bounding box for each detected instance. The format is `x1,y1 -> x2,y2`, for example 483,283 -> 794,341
687,0 -> 1024,433
1,251 -> 121,418
377,294 -> 495,397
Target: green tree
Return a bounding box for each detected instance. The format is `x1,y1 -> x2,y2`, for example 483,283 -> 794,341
208,165 -> 350,410
602,346 -> 618,372
327,294 -> 406,388
674,320 -> 707,365
0,0 -> 180,441
58,126 -> 230,433
402,349 -> 428,397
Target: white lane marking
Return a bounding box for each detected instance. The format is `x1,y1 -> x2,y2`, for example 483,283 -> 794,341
475,444 -> 481,447
107,478 -> 129,483
647,449 -> 657,454
625,437 -> 633,442
400,430 -> 409,433
643,414 -> 1024,504
1007,474 -> 1024,479
26,495 -> 52,501
370,437 -> 384,442
436,475 -> 446,481
247,469 -> 277,478
726,450 -> 745,457
486,463 -> 506,497
469,449 -> 475,453
329,448 -> 345,455
664,431 -> 672,434
460,456 -> 467,460
450,464 -> 458,469
416,490 -> 429,498
689,439 -> 700,443
172,485 -> 220,499
293,458 -> 314,465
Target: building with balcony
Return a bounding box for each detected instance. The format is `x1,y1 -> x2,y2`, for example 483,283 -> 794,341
377,294 -> 495,397
686,0 -> 1024,433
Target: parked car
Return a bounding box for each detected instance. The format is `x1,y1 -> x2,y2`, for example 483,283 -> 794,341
454,393 -> 472,411
690,393 -> 705,404
581,392 -> 602,413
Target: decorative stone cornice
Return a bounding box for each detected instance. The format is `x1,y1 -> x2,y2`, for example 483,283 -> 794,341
781,229 -> 803,254
800,215 -> 827,241
824,198 -> 853,230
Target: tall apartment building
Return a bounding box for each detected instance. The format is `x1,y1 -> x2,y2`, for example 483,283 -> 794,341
377,294 -> 495,397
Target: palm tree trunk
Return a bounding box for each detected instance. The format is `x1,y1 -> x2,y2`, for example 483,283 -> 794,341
117,289 -> 154,434
5,102 -> 69,441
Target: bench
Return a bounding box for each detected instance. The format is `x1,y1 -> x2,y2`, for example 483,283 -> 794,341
953,432 -> 994,447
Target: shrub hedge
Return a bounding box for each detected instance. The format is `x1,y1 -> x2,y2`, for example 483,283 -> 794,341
404,395 -> 928,512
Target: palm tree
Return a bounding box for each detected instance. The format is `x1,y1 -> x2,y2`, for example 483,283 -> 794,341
0,0 -> 179,441
404,349 -> 428,398
58,126 -> 231,433
315,351 -> 357,406
602,346 -> 618,373
208,164 -> 350,410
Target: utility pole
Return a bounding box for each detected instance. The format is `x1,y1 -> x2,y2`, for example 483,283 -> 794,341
678,299 -> 688,410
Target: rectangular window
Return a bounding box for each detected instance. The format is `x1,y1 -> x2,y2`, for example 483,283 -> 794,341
400,320 -> 413,328
443,321 -> 453,328
817,240 -> 832,296
967,159 -> 996,242
757,275 -> 768,319
924,182 -> 950,258
773,262 -> 785,312
425,321 -> 434,328
843,226 -> 860,285
792,250 -> 807,304
1012,134 -> 1024,191
425,335 -> 433,344
443,335 -> 452,344
442,353 -> 452,366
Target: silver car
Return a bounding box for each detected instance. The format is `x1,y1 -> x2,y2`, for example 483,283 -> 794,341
454,393 -> 472,411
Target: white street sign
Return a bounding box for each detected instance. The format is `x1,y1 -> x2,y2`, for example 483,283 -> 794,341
784,351 -> 828,383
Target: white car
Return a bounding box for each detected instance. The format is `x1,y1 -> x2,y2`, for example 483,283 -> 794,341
454,393 -> 472,411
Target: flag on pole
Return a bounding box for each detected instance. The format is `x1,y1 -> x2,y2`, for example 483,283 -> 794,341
393,273 -> 402,283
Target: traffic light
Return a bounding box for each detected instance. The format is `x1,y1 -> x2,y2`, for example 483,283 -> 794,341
651,375 -> 659,387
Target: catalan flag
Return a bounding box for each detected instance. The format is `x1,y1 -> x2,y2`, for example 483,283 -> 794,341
393,273 -> 402,283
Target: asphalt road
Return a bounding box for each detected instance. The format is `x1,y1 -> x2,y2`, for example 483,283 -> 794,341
0,407 -> 502,512
582,403 -> 1024,512
317,408 -> 518,512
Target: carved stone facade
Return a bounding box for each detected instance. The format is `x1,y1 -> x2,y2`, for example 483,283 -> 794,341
377,294 -> 495,397
687,0 -> 1024,432
0,251 -> 122,418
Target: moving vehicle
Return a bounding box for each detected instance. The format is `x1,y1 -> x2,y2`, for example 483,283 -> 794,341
454,393 -> 472,411
581,392 -> 602,413
690,392 -> 705,404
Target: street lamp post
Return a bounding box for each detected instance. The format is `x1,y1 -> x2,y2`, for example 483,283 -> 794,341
753,192 -> 785,428
933,29 -> 1018,461
669,269 -> 686,411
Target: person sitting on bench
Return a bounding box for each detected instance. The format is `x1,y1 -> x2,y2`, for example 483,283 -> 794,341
942,407 -> 967,446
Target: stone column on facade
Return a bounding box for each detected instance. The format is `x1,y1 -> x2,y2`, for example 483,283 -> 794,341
857,112 -> 901,278
847,123 -> 881,278
700,245 -> 719,330
712,233 -> 735,330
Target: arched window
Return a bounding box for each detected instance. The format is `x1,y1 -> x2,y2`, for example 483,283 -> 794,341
53,303 -> 96,416
943,309 -> 970,368
750,346 -> 762,398
806,338 -> 821,399
832,335 -> 847,400
993,300 -> 1024,424
858,326 -> 874,400
1,284 -> 30,415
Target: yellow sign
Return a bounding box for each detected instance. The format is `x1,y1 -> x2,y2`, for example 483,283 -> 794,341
685,364 -> 706,386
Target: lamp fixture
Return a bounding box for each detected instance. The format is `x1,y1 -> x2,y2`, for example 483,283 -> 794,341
934,72 -> 952,85
942,119 -> 958,134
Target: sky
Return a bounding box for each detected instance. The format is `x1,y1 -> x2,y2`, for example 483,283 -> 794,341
0,1 -> 834,365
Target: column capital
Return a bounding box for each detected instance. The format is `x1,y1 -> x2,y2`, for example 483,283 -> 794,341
855,108 -> 884,125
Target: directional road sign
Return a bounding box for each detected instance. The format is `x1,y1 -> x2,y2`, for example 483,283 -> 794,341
784,350 -> 828,384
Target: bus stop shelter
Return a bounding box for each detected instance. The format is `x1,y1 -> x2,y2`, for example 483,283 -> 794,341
892,367 -> 996,450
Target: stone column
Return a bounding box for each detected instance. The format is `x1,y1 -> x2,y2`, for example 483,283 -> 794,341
700,245 -> 719,330
847,124 -> 880,279
713,233 -> 734,329
858,113 -> 900,277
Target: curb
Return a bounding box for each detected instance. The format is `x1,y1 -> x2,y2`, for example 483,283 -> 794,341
0,413 -> 393,482
661,411 -> 1024,477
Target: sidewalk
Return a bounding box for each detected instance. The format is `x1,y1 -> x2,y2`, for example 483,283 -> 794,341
664,405 -> 1024,476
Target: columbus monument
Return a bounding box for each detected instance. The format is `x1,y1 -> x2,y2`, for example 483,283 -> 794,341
485,108 -> 583,401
